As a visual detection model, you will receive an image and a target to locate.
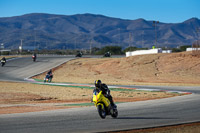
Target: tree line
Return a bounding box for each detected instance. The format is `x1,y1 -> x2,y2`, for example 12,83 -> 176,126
0,45 -> 192,55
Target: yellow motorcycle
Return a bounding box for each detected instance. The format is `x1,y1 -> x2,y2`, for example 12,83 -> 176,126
92,90 -> 118,119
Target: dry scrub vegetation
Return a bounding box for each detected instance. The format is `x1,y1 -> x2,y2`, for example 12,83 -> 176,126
0,82 -> 179,105
0,81 -> 180,114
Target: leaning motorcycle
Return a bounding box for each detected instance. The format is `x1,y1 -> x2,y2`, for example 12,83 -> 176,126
75,52 -> 82,57
44,74 -> 53,83
104,52 -> 111,57
32,55 -> 36,62
1,60 -> 6,67
92,90 -> 118,119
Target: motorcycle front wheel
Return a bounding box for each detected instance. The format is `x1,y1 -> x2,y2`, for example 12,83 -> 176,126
1,63 -> 5,67
111,108 -> 118,118
97,104 -> 106,119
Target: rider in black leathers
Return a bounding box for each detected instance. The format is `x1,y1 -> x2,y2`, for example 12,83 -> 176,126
1,57 -> 6,62
32,53 -> 37,61
47,69 -> 52,75
93,80 -> 116,107
1,57 -> 6,66
1,57 -> 6,63
45,69 -> 53,81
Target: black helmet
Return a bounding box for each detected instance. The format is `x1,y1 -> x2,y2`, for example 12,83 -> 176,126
95,80 -> 101,88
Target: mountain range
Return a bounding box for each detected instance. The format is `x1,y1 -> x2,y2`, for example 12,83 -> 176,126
0,13 -> 199,50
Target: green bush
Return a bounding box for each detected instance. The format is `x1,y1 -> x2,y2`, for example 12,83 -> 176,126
180,45 -> 191,51
172,45 -> 191,52
96,46 -> 123,55
124,46 -> 148,53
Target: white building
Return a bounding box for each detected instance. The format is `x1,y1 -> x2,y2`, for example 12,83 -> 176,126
186,48 -> 200,51
126,48 -> 172,57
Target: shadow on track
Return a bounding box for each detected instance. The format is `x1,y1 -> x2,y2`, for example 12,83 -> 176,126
117,117 -> 177,120
35,60 -> 49,62
1,66 -> 19,68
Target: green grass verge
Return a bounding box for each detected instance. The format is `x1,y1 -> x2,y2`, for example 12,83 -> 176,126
57,102 -> 123,107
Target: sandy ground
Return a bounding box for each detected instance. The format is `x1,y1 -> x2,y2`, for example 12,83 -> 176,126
0,81 -> 181,114
34,51 -> 200,86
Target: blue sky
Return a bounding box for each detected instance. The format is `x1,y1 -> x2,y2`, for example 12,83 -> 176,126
0,0 -> 199,23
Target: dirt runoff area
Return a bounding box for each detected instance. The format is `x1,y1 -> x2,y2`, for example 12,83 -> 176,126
111,122 -> 200,133
0,81 -> 182,114
35,51 -> 200,86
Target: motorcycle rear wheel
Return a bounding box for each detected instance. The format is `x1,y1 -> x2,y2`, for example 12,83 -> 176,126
97,104 -> 106,119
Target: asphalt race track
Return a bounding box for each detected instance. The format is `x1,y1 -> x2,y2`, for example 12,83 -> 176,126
0,55 -> 74,81
0,56 -> 200,133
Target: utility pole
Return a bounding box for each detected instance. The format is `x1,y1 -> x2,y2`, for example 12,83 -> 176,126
118,28 -> 121,46
20,39 -> 23,53
34,30 -> 36,51
196,27 -> 200,40
20,39 -> 23,47
142,30 -> 144,48
193,27 -> 200,56
129,32 -> 132,47
74,38 -> 77,50
90,39 -> 93,54
153,21 -> 159,48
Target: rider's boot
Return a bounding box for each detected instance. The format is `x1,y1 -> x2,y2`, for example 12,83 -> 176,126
110,100 -> 117,109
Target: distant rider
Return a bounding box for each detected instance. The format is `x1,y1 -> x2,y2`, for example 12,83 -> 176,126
33,53 -> 36,57
93,80 -> 116,108
32,53 -> 37,61
47,69 -> 52,75
76,51 -> 82,57
46,69 -> 53,80
1,57 -> 6,62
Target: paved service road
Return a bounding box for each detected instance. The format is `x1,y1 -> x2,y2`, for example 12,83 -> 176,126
0,56 -> 200,133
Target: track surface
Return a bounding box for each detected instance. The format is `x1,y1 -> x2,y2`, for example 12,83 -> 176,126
0,56 -> 200,133
0,55 -> 74,81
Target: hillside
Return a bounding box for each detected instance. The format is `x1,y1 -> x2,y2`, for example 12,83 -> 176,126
0,13 -> 199,50
34,51 -> 200,86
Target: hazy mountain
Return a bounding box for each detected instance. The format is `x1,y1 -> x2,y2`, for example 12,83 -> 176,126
0,13 -> 199,50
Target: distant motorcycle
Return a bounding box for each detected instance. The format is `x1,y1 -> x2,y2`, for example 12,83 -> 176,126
104,52 -> 111,57
32,55 -> 36,62
92,90 -> 118,119
1,60 -> 6,67
44,74 -> 53,83
76,52 -> 82,57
